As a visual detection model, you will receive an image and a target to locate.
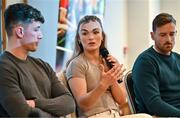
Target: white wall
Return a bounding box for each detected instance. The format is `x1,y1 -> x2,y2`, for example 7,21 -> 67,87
148,0 -> 160,46
104,0 -> 154,70
126,0 -> 151,70
104,0 -> 127,67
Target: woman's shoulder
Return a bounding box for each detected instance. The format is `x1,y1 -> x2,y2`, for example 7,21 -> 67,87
70,54 -> 86,65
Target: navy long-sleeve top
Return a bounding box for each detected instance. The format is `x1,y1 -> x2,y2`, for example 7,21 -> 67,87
132,46 -> 180,117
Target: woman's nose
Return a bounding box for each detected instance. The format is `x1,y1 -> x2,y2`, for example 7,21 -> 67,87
88,33 -> 94,40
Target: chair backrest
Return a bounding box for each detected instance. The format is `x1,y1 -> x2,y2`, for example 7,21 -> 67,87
57,71 -> 77,118
124,71 -> 138,114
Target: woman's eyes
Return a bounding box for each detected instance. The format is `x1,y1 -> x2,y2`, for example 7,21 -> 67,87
81,31 -> 100,35
82,32 -> 87,35
94,31 -> 100,34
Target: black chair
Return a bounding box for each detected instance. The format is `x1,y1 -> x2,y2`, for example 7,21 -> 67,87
124,71 -> 138,114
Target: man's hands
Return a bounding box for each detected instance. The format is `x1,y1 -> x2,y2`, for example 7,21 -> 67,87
26,100 -> 35,108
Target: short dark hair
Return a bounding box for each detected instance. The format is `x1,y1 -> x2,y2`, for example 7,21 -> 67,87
152,13 -> 176,32
4,3 -> 45,36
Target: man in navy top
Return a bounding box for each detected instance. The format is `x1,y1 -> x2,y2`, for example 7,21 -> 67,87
132,13 -> 180,117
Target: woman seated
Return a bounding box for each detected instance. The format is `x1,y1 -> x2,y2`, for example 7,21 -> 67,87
66,15 -> 152,118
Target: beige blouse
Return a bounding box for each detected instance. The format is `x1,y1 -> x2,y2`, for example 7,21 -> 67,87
66,54 -> 119,117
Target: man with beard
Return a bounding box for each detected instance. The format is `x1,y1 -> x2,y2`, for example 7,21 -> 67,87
132,13 -> 180,117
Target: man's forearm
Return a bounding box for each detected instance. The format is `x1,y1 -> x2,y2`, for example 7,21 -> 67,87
146,98 -> 180,116
35,94 -> 75,116
32,108 -> 55,117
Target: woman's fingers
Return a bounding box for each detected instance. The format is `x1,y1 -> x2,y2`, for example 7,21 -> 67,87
108,64 -> 126,81
100,62 -> 126,87
106,55 -> 119,65
99,64 -> 105,73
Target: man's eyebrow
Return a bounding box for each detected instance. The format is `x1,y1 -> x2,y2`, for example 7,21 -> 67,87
159,32 -> 166,34
170,31 -> 177,33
